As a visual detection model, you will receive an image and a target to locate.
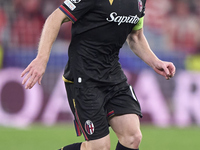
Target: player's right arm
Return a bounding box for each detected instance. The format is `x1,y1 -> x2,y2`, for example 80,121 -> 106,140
21,8 -> 70,89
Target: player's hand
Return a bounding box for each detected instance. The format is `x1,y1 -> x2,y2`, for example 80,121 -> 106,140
152,60 -> 176,80
21,57 -> 47,89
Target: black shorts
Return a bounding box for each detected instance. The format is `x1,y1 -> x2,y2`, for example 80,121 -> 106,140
65,81 -> 142,141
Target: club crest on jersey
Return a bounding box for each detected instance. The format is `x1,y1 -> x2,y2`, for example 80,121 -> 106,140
85,120 -> 95,135
70,0 -> 81,3
138,0 -> 143,12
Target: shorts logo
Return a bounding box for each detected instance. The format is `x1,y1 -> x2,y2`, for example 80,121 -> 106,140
85,120 -> 95,135
138,0 -> 143,12
70,0 -> 81,3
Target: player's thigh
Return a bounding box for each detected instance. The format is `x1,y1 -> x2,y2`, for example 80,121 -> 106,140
65,82 -> 110,140
81,134 -> 110,150
109,114 -> 141,138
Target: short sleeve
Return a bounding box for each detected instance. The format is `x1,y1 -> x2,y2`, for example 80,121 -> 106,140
59,0 -> 95,23
133,0 -> 146,30
132,17 -> 144,30
141,0 -> 146,18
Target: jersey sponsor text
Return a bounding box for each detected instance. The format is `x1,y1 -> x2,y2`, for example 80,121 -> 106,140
106,12 -> 140,25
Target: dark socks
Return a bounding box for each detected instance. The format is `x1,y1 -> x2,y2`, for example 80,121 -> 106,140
116,141 -> 139,150
58,142 -> 82,150
59,141 -> 139,150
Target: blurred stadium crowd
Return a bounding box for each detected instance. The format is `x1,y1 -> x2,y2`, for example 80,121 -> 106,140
145,0 -> 200,54
0,0 -> 71,49
0,0 -> 200,53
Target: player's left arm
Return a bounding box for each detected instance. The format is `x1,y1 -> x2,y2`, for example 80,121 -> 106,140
126,26 -> 176,80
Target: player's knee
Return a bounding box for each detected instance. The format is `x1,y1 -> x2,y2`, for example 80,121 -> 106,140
119,129 -> 142,148
131,130 -> 142,146
128,129 -> 142,148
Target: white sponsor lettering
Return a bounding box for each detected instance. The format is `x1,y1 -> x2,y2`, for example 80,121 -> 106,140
106,12 -> 140,25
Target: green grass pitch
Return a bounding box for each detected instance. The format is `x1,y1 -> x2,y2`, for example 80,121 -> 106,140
0,124 -> 199,150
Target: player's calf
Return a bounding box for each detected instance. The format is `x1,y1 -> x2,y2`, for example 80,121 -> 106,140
58,143 -> 82,150
116,141 -> 140,150
81,136 -> 110,150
